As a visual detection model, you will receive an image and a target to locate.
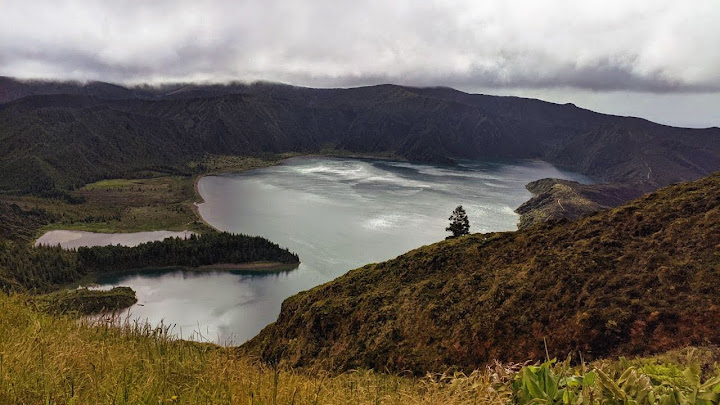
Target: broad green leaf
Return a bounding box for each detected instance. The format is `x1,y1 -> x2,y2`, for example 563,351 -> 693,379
596,369 -> 627,400
522,367 -> 549,400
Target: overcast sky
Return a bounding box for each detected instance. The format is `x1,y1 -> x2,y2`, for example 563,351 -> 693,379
1,0 -> 719,127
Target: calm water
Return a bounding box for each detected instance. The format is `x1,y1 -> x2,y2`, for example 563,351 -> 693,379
36,230 -> 194,248
96,157 -> 591,344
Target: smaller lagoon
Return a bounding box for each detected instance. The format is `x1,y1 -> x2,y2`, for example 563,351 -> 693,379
35,230 -> 194,249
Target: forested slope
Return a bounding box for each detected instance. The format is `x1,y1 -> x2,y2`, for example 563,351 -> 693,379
0,201 -> 81,291
1,78 -> 718,196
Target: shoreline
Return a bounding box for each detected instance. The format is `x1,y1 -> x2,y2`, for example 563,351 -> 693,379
189,152 -> 405,232
191,177 -> 221,232
90,262 -> 301,281
189,154 -> 302,232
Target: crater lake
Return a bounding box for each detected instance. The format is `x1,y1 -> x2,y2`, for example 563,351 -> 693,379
95,157 -> 591,344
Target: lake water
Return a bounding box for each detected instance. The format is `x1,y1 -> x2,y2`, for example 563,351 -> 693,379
96,157 -> 591,344
36,230 -> 194,248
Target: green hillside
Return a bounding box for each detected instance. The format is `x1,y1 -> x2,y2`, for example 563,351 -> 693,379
245,172 -> 720,374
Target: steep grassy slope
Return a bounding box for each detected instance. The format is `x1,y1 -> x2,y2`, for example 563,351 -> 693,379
1,79 -> 718,196
0,293 -> 514,404
245,172 -> 720,374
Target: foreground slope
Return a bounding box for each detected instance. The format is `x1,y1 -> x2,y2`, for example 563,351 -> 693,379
0,293 -> 506,404
4,292 -> 719,404
245,172 -> 720,374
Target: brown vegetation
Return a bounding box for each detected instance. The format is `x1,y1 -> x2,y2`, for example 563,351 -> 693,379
28,286 -> 137,315
515,178 -> 643,229
245,172 -> 720,374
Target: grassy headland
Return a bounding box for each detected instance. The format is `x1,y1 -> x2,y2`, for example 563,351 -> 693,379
5,152 -> 388,237
28,286 -> 137,315
515,178 -> 644,229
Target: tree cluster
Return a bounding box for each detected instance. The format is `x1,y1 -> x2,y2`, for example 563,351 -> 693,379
0,241 -> 81,293
77,232 -> 299,272
0,202 -> 299,292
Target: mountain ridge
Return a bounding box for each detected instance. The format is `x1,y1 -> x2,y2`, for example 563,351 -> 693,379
1,76 -> 718,224
1,78 -> 718,178
1,76 -> 716,131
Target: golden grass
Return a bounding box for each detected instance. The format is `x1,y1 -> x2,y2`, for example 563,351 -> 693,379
5,176 -> 208,236
1,293 -> 717,404
0,294 -> 510,404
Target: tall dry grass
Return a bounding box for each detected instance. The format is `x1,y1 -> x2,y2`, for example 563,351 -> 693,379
0,294 -> 510,404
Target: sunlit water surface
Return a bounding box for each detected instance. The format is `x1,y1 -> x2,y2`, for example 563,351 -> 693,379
95,157 -> 591,344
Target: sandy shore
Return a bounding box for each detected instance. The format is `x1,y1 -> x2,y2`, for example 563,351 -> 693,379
192,176 -> 221,232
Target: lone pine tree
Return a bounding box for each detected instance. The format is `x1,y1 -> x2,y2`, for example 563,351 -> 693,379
446,205 -> 470,239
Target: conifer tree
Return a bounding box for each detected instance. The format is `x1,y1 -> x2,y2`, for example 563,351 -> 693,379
446,205 -> 470,239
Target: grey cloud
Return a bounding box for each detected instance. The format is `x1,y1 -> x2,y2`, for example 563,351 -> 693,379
1,0 -> 719,94
286,60 -> 720,94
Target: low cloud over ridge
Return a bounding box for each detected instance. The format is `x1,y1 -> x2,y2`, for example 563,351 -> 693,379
1,0 -> 719,93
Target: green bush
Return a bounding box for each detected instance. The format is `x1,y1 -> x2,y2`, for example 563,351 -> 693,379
513,358 -> 720,404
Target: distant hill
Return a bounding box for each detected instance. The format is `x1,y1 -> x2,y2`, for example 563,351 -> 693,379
0,76 -> 142,103
1,77 -> 718,199
243,172 -> 720,374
